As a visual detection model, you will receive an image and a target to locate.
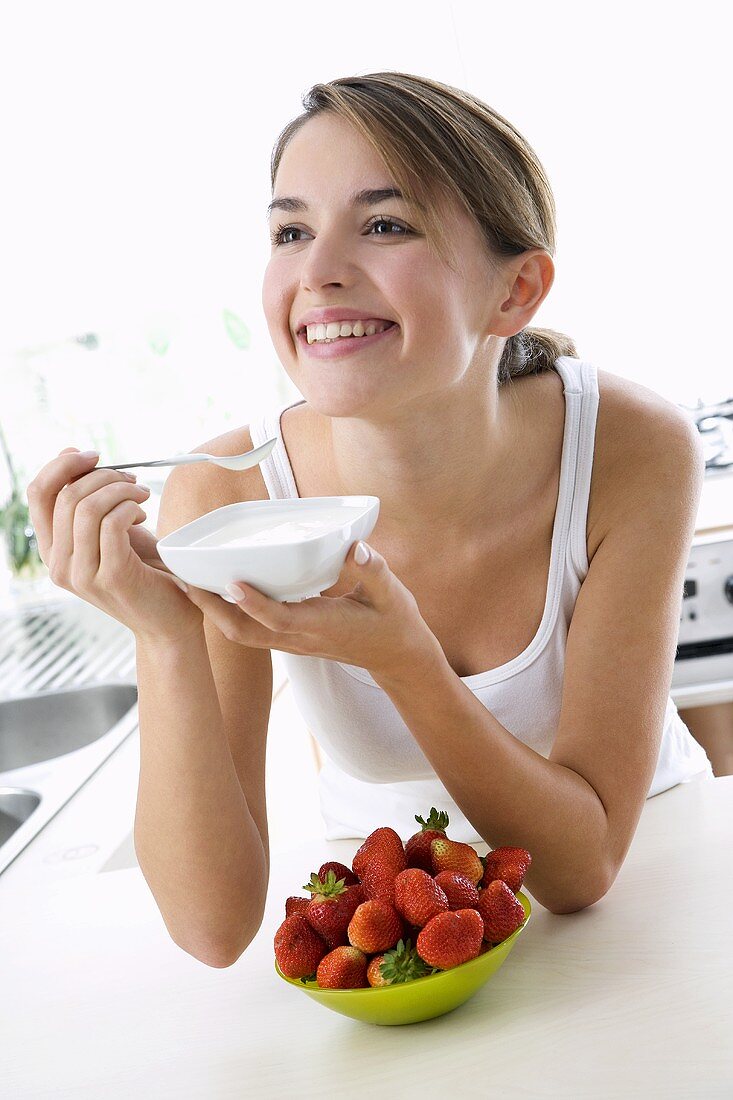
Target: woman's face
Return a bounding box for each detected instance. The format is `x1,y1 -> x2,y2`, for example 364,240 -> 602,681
262,112 -> 503,419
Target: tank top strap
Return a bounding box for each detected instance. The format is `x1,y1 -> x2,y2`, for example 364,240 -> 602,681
552,356 -> 600,579
248,398 -> 305,500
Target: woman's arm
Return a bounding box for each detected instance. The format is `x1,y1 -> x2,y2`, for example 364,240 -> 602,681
134,629 -> 269,965
372,402 -> 706,915
373,653 -> 610,914
134,444 -> 273,967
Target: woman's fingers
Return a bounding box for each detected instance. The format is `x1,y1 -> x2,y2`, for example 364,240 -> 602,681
70,480 -> 151,584
26,450 -> 102,563
50,467 -> 137,577
97,498 -> 149,580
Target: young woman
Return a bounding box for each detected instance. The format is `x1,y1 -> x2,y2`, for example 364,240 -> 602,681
27,71 -> 713,967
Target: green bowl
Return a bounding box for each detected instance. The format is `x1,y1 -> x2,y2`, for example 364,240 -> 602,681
274,892 -> 531,1026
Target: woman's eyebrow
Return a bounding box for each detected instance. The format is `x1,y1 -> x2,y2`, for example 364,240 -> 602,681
266,187 -> 422,220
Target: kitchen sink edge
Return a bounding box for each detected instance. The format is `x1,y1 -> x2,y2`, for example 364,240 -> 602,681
0,687 -> 139,877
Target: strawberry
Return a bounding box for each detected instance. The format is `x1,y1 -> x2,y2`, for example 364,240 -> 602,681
370,937 -> 436,985
481,846 -> 532,894
430,837 -> 483,886
284,896 -> 311,918
416,908 -> 484,970
274,913 -> 329,980
406,923 -> 424,946
393,867 -> 450,927
433,870 -> 480,910
347,899 -> 404,954
352,827 -> 407,905
316,945 -> 369,989
302,870 -> 365,948
405,807 -> 450,872
476,880 -> 526,943
366,953 -> 391,987
318,860 -> 360,887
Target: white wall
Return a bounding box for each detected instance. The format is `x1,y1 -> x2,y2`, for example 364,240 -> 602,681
1,0 -> 730,498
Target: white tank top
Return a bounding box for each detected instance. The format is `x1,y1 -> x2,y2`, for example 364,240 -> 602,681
249,357 -> 712,842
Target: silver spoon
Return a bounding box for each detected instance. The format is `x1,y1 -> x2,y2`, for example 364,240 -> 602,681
96,436 -> 277,472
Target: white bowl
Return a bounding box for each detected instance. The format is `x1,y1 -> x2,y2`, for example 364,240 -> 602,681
157,495 -> 380,603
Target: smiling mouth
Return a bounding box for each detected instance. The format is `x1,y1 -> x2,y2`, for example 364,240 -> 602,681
297,320 -> 397,342
296,321 -> 400,357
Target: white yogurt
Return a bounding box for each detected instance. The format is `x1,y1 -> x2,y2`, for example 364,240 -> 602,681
195,506 -> 359,548
218,518 -> 338,547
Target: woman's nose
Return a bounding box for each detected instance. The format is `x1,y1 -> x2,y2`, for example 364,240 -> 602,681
298,229 -> 356,288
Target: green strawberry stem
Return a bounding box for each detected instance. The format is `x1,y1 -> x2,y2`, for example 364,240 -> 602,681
301,868 -> 348,901
378,938 -> 439,984
414,807 -> 450,833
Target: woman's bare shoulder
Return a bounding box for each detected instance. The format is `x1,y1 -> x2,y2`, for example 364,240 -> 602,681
157,424 -> 270,537
595,366 -> 697,468
589,367 -> 702,549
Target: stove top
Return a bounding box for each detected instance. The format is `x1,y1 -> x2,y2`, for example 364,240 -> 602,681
680,395 -> 733,475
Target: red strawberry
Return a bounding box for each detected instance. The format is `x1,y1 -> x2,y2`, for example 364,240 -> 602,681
481,846 -> 532,894
369,937 -> 435,985
347,899 -> 404,954
430,837 -> 483,886
393,867 -> 450,927
318,860 -> 360,887
433,870 -> 480,910
274,913 -> 329,980
285,896 -> 311,918
406,923 -> 424,945
352,827 -> 407,905
367,953 -> 391,987
405,807 -> 450,872
476,880 -> 526,943
302,870 -> 365,948
316,945 -> 369,989
416,908 -> 484,970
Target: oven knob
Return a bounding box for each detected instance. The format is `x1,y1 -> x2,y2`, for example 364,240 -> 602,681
725,576 -> 733,604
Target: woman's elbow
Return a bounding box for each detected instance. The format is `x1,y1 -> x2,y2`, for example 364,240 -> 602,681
541,868 -> 616,915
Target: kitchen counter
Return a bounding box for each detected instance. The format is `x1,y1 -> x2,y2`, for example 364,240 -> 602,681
2,776 -> 732,1099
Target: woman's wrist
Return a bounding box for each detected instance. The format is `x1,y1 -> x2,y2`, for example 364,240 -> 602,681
133,618 -> 206,657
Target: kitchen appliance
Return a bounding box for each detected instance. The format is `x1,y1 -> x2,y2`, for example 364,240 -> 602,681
672,395 -> 733,708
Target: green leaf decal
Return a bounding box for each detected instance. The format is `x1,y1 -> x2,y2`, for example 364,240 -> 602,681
223,308 -> 250,349
147,330 -> 170,356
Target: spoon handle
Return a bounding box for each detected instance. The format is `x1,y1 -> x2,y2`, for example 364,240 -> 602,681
97,454 -> 209,471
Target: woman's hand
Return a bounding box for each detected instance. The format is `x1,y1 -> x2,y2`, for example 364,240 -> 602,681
27,447 -> 203,643
181,539 -> 444,685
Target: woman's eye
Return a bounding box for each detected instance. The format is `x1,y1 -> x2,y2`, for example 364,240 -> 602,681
270,216 -> 411,246
271,224 -> 301,246
368,217 -> 409,237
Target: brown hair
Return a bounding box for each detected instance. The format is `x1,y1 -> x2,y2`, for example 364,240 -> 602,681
270,70 -> 579,385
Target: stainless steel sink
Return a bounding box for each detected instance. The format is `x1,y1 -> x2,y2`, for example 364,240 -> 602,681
0,683 -> 138,771
0,598 -> 139,877
0,788 -> 41,847
0,682 -> 138,875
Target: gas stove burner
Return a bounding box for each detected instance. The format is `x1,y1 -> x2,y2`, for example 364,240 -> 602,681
679,395 -> 733,474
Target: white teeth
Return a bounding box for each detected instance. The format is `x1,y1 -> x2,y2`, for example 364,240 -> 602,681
305,319 -> 392,344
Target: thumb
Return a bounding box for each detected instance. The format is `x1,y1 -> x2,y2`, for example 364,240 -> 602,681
345,540 -> 396,612
345,540 -> 387,596
349,539 -> 374,567
352,540 -> 373,568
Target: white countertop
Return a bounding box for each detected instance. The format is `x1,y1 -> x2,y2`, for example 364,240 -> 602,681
2,775 -> 732,1099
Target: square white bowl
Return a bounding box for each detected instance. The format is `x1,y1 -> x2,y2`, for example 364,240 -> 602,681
157,495 -> 380,603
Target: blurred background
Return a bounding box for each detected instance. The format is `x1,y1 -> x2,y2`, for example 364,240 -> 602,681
0,1 -> 731,879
